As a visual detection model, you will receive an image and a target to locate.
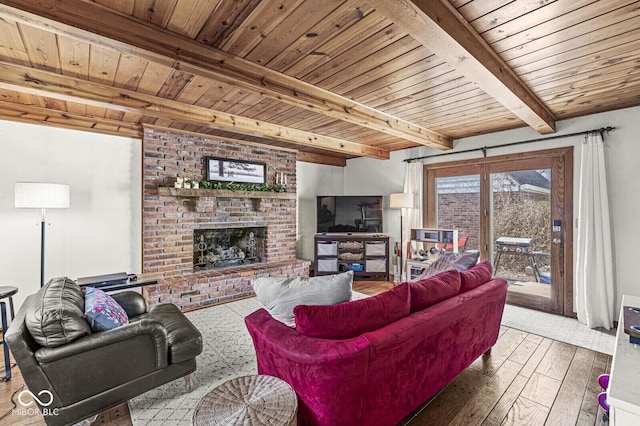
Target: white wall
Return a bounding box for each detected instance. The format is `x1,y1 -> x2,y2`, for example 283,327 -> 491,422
296,161 -> 345,260
298,105 -> 640,318
296,150 -> 408,262
0,121 -> 142,311
344,150 -> 408,252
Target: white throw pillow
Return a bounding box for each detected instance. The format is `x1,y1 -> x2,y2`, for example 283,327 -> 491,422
251,271 -> 353,327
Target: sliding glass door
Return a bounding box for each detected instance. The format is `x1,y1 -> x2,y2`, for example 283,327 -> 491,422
425,148 -> 573,315
489,159 -> 565,313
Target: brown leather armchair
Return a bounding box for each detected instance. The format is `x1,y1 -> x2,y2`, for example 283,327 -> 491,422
6,278 -> 203,426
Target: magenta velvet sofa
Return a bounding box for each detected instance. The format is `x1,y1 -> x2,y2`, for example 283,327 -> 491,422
244,262 -> 507,426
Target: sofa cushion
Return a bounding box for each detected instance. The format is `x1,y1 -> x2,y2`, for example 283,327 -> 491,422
294,282 -> 410,339
252,271 -> 353,327
84,286 -> 129,332
460,261 -> 493,292
25,277 -> 91,347
417,251 -> 480,279
409,270 -> 461,313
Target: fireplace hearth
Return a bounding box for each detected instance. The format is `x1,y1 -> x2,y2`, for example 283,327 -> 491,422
194,227 -> 266,271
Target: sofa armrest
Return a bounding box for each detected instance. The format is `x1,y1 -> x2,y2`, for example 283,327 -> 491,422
112,291 -> 147,318
245,309 -> 372,425
245,308 -> 371,363
34,318 -> 169,369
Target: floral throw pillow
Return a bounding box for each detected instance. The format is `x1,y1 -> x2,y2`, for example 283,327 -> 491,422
84,287 -> 129,332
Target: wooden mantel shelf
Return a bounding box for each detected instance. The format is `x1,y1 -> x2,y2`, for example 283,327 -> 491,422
157,186 -> 295,200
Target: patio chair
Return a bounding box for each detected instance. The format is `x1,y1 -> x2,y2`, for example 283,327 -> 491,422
435,236 -> 468,253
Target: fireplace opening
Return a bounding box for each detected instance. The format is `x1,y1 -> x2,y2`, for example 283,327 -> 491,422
194,227 -> 266,271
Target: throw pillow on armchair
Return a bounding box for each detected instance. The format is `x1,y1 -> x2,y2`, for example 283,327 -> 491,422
84,286 -> 129,332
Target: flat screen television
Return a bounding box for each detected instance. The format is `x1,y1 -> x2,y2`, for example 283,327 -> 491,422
317,195 -> 383,233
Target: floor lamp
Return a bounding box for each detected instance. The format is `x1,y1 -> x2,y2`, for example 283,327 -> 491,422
15,183 -> 70,287
389,192 -> 414,282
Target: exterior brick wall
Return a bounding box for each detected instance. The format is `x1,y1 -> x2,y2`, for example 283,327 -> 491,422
142,128 -> 308,310
437,193 -> 481,251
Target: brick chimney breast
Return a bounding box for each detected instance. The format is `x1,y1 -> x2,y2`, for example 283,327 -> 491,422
141,128 -> 308,310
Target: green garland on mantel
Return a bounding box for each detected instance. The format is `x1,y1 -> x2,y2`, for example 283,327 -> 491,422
198,180 -> 286,193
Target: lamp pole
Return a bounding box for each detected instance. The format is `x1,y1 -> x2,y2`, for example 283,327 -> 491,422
39,208 -> 46,288
389,193 -> 414,282
15,182 -> 70,288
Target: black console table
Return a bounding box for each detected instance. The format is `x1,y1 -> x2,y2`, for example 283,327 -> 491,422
76,274 -> 159,293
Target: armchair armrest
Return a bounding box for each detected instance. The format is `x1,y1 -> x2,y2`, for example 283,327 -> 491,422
112,291 -> 147,318
35,318 -> 169,369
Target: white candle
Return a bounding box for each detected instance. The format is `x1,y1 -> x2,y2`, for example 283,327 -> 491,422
284,173 -> 287,185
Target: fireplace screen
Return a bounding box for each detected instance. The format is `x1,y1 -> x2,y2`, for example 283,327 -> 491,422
194,227 -> 266,270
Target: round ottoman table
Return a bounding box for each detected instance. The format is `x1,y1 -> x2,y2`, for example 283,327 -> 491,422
192,375 -> 297,426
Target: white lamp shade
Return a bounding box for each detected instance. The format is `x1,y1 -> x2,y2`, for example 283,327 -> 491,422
389,192 -> 414,209
15,182 -> 70,209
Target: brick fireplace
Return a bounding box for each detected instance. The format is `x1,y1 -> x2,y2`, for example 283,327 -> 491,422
142,128 -> 308,310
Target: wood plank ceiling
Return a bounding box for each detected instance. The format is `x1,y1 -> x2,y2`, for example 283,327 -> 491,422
0,0 -> 639,166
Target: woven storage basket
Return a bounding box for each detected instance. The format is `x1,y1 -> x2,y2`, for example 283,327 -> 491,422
193,375 -> 297,426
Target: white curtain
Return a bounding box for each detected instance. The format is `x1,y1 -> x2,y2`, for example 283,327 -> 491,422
575,132 -> 615,329
403,161 -> 423,260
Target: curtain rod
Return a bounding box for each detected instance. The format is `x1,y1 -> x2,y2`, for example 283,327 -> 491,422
403,126 -> 615,163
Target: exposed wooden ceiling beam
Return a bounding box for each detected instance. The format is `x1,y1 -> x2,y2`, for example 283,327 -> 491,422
0,99 -> 351,166
0,62 -> 389,160
366,0 -> 556,134
296,151 -> 348,167
0,1 -> 452,150
0,100 -> 142,138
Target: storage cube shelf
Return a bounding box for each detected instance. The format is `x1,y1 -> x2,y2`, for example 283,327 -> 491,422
316,242 -> 338,256
316,258 -> 339,273
314,234 -> 389,281
365,241 -> 387,256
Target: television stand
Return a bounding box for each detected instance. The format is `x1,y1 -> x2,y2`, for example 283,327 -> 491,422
314,234 -> 389,281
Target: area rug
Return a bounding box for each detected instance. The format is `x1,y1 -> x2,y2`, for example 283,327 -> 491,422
129,296 -> 262,426
129,292 -> 368,425
501,304 -> 615,355
130,294 -> 615,425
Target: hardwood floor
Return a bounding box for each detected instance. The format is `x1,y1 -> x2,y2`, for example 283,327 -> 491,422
356,281 -> 611,426
403,328 -> 611,426
0,280 -> 610,426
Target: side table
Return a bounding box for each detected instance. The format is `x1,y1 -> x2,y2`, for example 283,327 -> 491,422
608,294 -> 640,425
0,286 -> 17,381
193,375 -> 297,425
